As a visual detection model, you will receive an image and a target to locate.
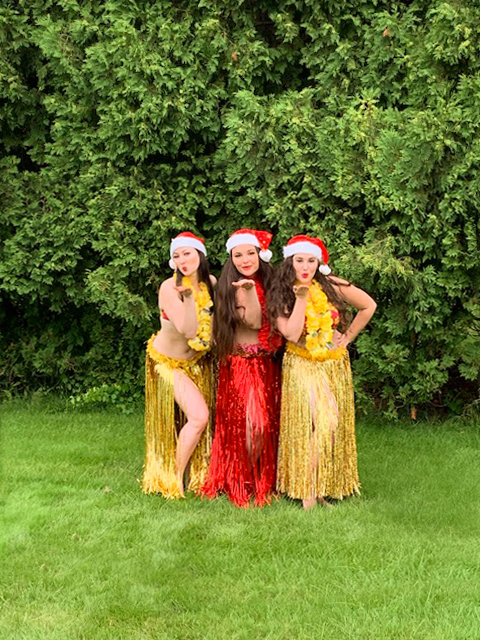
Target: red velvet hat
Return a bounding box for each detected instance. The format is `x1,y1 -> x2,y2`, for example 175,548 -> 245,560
283,235 -> 331,275
226,229 -> 273,262
169,232 -> 206,269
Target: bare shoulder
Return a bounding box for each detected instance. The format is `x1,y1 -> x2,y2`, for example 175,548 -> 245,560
328,275 -> 350,287
330,276 -> 376,309
209,274 -> 217,287
159,277 -> 176,297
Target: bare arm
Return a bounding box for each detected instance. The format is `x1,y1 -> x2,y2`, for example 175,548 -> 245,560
331,277 -> 377,347
159,280 -> 198,340
276,285 -> 309,343
234,281 -> 262,330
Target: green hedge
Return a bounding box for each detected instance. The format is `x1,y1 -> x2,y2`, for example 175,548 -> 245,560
1,0 -> 479,416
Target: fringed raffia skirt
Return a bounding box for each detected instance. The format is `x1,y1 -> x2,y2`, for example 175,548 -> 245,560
142,336 -> 214,498
201,346 -> 281,507
277,349 -> 359,500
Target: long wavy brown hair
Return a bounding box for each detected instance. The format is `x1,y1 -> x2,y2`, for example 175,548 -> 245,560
268,257 -> 351,332
174,251 -> 215,302
214,250 -> 274,360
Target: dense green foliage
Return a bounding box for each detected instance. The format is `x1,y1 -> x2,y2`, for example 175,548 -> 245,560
1,0 -> 479,415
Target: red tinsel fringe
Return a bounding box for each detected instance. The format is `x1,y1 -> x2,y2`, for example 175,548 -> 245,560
200,352 -> 281,507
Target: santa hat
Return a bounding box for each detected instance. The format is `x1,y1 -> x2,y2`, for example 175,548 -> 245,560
169,232 -> 207,269
283,235 -> 331,275
225,229 -> 273,262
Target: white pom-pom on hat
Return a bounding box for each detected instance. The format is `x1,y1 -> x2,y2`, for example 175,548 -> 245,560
259,249 -> 273,262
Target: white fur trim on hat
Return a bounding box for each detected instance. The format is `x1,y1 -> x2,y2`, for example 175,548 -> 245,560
170,236 -> 206,258
283,241 -> 323,261
226,233 -> 260,252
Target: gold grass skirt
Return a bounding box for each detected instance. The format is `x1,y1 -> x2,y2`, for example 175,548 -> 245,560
277,349 -> 360,500
142,336 -> 215,498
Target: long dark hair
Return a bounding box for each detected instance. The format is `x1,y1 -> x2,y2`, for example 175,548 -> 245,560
214,250 -> 274,360
268,257 -> 350,332
175,251 -> 215,302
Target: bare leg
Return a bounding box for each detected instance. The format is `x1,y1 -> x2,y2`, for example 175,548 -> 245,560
174,370 -> 209,495
302,381 -> 336,510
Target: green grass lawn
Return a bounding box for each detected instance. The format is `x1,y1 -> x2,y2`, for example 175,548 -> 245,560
1,401 -> 480,640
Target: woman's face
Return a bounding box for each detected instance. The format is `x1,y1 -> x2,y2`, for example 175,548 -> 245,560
172,247 -> 201,277
292,253 -> 318,284
231,244 -> 260,277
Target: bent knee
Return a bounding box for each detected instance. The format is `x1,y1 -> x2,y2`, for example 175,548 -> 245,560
189,409 -> 209,433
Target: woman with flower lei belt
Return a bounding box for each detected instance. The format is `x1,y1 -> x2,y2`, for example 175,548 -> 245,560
142,232 -> 216,499
201,229 -> 283,507
270,235 -> 376,510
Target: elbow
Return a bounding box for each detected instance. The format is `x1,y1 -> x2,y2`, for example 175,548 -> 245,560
181,323 -> 198,340
242,321 -> 262,331
244,314 -> 262,330
183,323 -> 199,340
283,329 -> 302,343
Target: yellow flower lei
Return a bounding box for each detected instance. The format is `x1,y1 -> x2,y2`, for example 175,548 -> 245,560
182,277 -> 213,352
286,279 -> 345,361
305,280 -> 335,358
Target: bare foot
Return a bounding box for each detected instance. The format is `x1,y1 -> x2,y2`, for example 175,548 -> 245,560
317,496 -> 333,508
176,474 -> 185,498
302,497 -> 317,511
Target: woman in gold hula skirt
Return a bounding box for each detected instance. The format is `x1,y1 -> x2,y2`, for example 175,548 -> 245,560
270,235 -> 376,510
143,232 -> 216,499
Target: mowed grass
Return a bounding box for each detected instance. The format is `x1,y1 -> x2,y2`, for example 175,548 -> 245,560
1,401 -> 480,640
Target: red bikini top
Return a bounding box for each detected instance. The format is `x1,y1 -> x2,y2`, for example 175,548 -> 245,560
330,307 -> 340,328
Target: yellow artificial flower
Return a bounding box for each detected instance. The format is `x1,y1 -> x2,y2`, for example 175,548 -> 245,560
287,280 -> 345,361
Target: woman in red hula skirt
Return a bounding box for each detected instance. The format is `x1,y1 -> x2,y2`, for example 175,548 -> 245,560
142,232 -> 216,499
270,235 -> 376,510
201,229 -> 283,507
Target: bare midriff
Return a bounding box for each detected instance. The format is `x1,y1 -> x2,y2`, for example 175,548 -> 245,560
152,318 -> 197,361
234,323 -> 261,346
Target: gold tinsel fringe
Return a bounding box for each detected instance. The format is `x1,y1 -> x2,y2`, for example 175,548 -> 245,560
277,350 -> 359,500
142,336 -> 214,498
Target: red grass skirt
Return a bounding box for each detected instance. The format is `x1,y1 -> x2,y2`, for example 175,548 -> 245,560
201,349 -> 281,507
